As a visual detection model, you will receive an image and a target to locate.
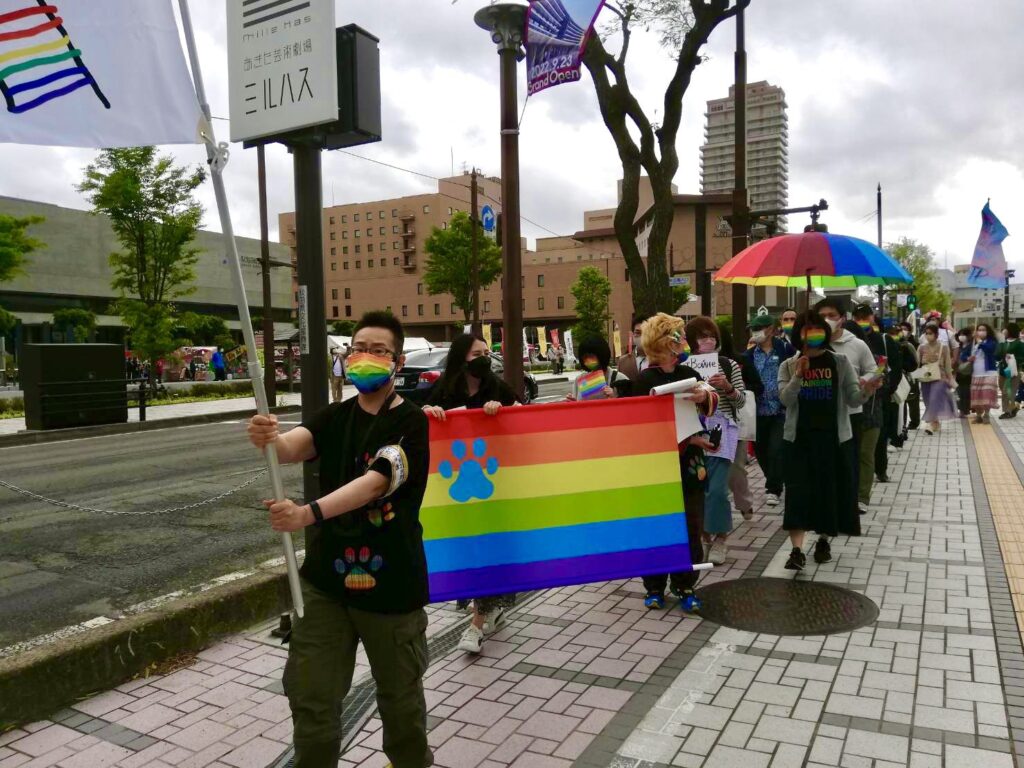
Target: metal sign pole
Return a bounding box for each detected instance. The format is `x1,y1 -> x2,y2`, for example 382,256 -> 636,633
177,0 -> 304,618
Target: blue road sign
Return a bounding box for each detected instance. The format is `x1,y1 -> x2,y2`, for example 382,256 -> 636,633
481,205 -> 496,232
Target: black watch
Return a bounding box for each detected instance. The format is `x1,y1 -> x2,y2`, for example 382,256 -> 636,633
308,499 -> 324,525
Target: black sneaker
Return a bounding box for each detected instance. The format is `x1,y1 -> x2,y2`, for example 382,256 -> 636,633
813,538 -> 832,564
784,547 -> 806,571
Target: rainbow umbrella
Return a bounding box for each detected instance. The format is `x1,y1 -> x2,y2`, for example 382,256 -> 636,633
716,231 -> 913,291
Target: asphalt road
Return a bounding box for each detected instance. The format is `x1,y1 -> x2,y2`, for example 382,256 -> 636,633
0,379 -> 571,648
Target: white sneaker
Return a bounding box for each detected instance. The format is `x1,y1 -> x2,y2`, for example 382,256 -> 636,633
481,608 -> 507,636
708,539 -> 728,565
766,493 -> 781,507
458,624 -> 484,654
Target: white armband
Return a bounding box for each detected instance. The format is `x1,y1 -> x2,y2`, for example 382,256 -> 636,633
373,444 -> 409,497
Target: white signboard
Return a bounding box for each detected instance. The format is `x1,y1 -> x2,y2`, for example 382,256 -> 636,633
687,353 -> 721,380
227,0 -> 338,143
298,285 -> 309,355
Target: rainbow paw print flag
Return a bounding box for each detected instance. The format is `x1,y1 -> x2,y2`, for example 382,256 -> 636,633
422,397 -> 693,601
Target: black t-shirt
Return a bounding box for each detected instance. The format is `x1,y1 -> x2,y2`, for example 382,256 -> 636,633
635,363 -> 708,490
798,352 -> 838,433
300,398 -> 430,614
426,374 -> 520,411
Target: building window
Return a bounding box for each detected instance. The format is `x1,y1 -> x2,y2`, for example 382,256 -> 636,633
442,222 -> 447,230
330,247 -> 336,256
368,244 -> 374,253
343,246 -> 348,255
417,283 -> 423,295
368,259 -> 374,267
329,232 -> 335,240
538,274 -> 544,287
355,260 -> 361,268
342,231 -> 349,239
355,230 -> 361,238
355,245 -> 361,254
417,304 -> 424,316
379,210 -> 385,219
434,303 -> 440,316
392,208 -> 398,217
393,240 -> 400,249
447,207 -> 453,215
366,228 -> 372,236
343,261 -> 349,270
538,297 -> 545,310
341,215 -> 347,224
330,262 -> 336,271
380,242 -> 386,251
402,305 -> 408,317
393,257 -> 399,266
451,303 -> 456,314
345,305 -> 352,318
331,288 -> 338,299
366,211 -> 373,220
393,225 -> 399,234
557,296 -> 565,309
484,300 -> 491,313
423,205 -> 430,214
332,306 -> 338,318
354,214 -> 360,222
329,216 -> 334,225
379,227 -> 385,236
344,288 -> 351,299
386,305 -> 392,313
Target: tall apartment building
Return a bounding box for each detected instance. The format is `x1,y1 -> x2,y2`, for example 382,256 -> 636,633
700,80 -> 789,231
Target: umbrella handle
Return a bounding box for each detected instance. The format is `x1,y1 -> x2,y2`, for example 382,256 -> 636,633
805,269 -> 813,311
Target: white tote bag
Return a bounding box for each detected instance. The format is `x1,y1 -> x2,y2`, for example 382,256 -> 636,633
893,375 -> 911,405
737,393 -> 757,441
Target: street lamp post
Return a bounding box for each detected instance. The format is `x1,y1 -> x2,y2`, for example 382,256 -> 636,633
475,2 -> 526,400
730,1 -> 750,352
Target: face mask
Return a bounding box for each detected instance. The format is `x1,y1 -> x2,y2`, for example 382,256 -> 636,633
824,318 -> 842,333
802,328 -> 828,349
781,322 -> 794,334
697,337 -> 718,354
750,330 -> 767,344
633,334 -> 643,355
977,330 -> 988,339
856,320 -> 872,333
582,356 -> 600,371
958,335 -> 967,344
346,352 -> 396,394
466,355 -> 491,379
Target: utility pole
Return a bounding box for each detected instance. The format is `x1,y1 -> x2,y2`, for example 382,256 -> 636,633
1005,269 -> 1016,328
470,167 -> 481,334
257,145 -> 277,407
475,3 -> 526,400
876,183 -> 884,324
730,3 -> 750,351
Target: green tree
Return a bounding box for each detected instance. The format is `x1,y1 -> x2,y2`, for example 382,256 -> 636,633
885,237 -> 952,317
176,312 -> 233,347
0,305 -> 16,335
581,1 -> 750,318
330,320 -> 356,336
0,213 -> 43,283
672,283 -> 691,311
571,266 -> 612,341
423,211 -> 502,325
52,308 -> 97,343
119,301 -> 177,369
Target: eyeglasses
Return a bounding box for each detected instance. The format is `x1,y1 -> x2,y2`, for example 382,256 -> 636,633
350,346 -> 396,359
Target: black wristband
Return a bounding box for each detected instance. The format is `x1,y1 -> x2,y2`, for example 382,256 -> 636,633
309,499 -> 324,525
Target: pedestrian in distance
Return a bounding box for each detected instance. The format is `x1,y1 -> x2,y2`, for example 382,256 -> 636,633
422,333 -> 521,655
211,346 -> 227,381
968,323 -> 999,424
330,346 -> 345,403
898,322 -> 921,435
778,311 -> 881,571
743,314 -> 795,509
632,313 -> 718,611
816,297 -> 875,515
715,319 -> 757,525
246,311 -> 433,768
997,323 -> 1024,419
850,305 -> 889,498
917,323 -> 957,434
955,327 -> 974,417
779,307 -> 798,344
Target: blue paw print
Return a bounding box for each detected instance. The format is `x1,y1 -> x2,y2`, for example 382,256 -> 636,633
438,439 -> 499,503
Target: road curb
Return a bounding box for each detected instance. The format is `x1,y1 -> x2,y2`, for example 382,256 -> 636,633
0,404 -> 301,448
0,568 -> 292,729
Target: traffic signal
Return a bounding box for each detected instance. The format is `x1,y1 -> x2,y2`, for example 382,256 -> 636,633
906,294 -> 918,312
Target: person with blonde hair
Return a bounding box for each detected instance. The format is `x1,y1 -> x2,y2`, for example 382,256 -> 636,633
631,313 -> 718,611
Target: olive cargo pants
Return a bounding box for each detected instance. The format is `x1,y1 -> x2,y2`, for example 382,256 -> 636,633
283,581 -> 433,768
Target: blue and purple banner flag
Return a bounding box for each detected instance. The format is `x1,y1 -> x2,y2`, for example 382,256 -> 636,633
967,202 -> 1010,289
525,0 -> 605,96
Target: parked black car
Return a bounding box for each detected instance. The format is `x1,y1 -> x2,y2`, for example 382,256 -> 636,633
395,349 -> 538,404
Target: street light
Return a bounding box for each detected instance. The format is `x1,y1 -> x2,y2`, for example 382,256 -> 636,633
475,2 -> 527,400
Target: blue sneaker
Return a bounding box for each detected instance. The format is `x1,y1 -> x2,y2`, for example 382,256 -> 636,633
644,592 -> 665,610
678,590 -> 702,613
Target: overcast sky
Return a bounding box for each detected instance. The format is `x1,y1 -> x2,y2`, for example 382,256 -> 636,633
1,0 -> 1021,277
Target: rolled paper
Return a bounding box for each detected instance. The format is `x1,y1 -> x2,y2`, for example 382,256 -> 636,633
650,377 -> 699,397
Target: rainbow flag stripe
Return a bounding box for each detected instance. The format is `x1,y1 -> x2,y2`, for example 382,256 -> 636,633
423,397 -> 691,601
576,369 -> 607,400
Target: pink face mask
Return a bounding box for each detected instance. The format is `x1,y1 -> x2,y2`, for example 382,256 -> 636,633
697,337 -> 718,354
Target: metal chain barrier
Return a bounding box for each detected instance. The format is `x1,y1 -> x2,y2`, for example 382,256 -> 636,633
0,469 -> 268,517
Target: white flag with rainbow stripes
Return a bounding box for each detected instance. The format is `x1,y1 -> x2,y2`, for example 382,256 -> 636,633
0,0 -> 201,147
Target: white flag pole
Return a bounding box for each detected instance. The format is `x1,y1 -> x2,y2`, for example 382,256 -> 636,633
177,0 -> 304,618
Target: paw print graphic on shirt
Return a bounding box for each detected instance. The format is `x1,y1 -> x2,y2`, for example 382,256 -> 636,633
334,546 -> 383,590
687,455 -> 707,482
438,439 -> 499,503
367,502 -> 394,528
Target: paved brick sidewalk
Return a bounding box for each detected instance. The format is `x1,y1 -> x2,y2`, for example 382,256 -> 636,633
4,419 -> 1024,768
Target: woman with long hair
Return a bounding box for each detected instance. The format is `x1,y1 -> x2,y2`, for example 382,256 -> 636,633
422,334 -> 520,654
956,326 -> 974,417
969,323 -> 999,423
918,323 -> 957,434
777,311 -> 880,570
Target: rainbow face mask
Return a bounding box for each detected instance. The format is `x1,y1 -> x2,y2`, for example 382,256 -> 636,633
582,355 -> 600,372
857,321 -> 873,333
346,353 -> 396,394
781,322 -> 794,334
802,328 -> 828,349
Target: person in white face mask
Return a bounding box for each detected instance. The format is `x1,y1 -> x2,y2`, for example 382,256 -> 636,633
815,298 -> 876,515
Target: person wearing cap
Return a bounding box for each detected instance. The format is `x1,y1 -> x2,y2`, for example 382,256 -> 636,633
743,315 -> 795,508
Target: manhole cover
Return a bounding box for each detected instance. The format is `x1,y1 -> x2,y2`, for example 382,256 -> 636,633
694,577 -> 879,636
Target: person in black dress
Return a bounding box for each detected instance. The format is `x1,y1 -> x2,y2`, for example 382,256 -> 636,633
422,333 -> 521,653
777,312 -> 881,570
